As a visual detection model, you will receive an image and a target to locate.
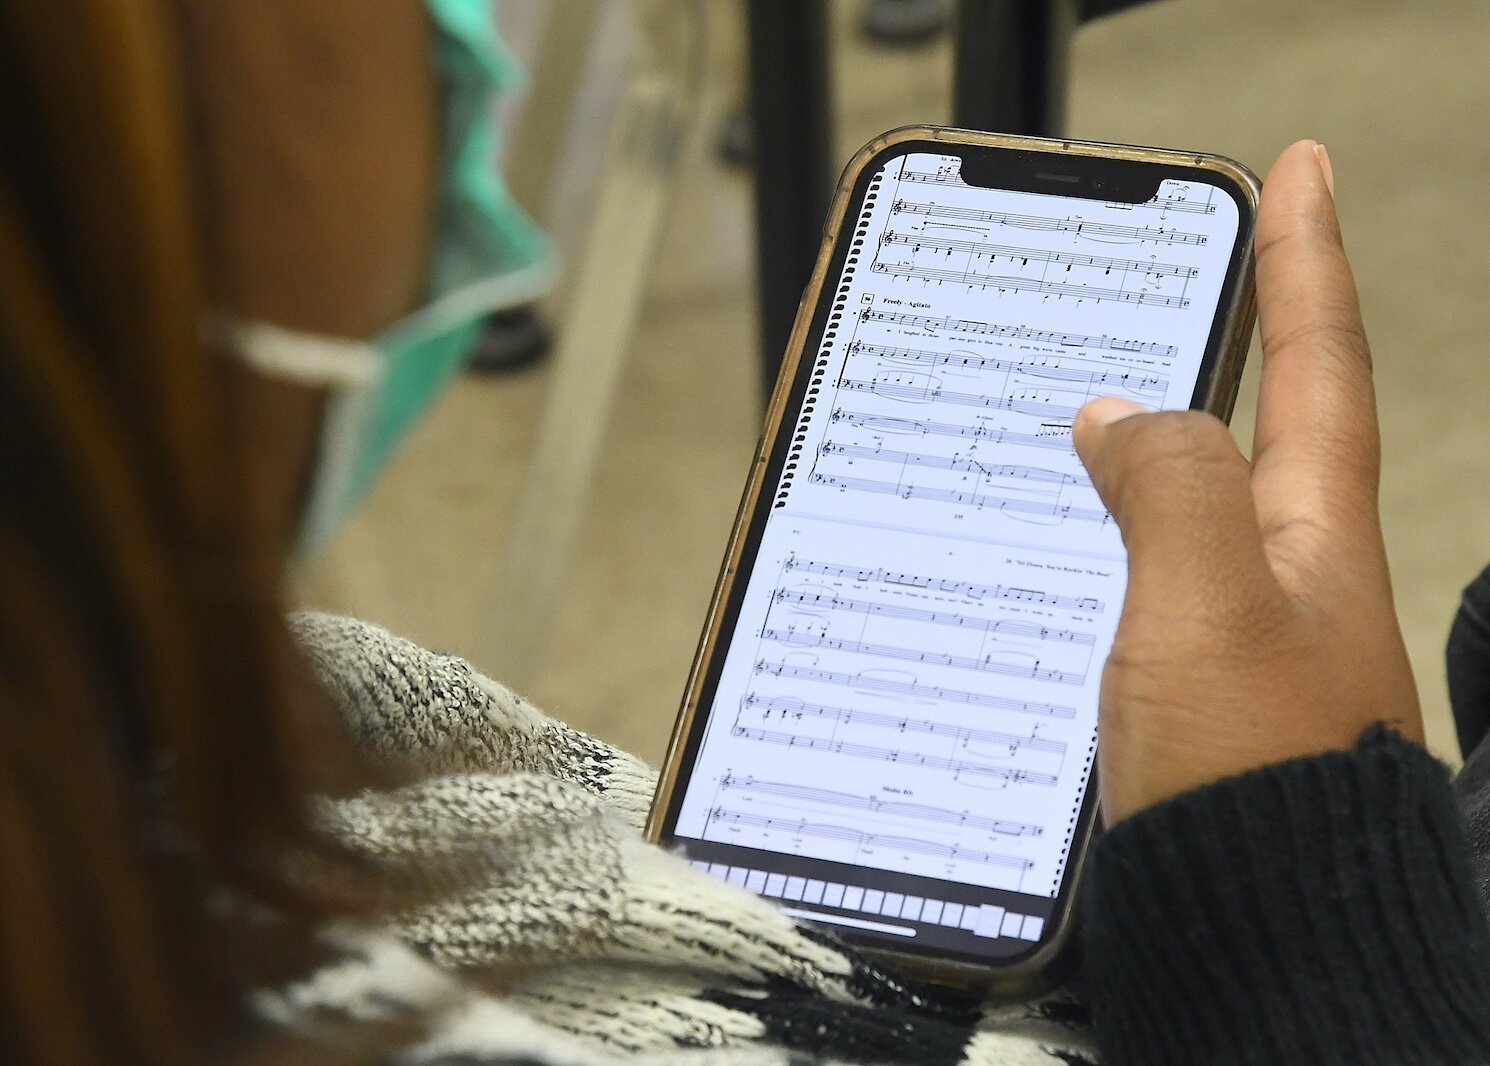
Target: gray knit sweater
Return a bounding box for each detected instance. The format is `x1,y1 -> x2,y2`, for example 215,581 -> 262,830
255,614 -> 1098,1065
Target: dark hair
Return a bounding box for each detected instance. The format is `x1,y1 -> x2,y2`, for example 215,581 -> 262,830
0,2 -> 395,1059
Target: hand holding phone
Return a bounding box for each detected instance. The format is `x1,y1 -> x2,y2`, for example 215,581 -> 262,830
649,128 -> 1260,995
1073,140 -> 1422,823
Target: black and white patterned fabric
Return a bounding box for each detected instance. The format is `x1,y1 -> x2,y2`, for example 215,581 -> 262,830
261,614 -> 1099,1065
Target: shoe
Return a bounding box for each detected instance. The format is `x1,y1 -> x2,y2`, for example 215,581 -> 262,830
466,306 -> 551,375
862,0 -> 951,45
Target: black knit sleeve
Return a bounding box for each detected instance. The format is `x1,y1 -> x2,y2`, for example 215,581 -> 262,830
1085,725 -> 1490,1065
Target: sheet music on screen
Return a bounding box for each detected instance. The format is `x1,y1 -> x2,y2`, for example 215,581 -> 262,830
672,151 -> 1241,956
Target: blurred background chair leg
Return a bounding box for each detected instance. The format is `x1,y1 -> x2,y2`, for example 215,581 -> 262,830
484,2 -> 705,688
952,0 -> 1079,135
747,0 -> 835,398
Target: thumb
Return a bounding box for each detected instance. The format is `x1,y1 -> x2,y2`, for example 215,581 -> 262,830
1074,397 -> 1279,619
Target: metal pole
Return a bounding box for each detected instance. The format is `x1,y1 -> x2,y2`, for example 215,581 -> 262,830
484,3 -> 703,687
952,0 -> 1079,136
746,0 -> 835,397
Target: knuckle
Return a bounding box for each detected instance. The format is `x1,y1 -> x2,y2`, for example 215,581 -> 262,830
1263,314 -> 1373,374
1312,415 -> 1381,467
1258,510 -> 1339,561
1253,223 -> 1306,275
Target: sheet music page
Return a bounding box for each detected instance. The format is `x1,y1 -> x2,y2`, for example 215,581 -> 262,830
673,151 -> 1242,953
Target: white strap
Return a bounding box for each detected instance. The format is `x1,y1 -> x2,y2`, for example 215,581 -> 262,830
214,318 -> 383,388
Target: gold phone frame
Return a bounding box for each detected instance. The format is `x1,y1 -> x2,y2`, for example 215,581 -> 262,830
646,126 -> 1260,996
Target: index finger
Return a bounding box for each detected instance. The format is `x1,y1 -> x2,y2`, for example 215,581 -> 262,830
1250,141 -> 1384,564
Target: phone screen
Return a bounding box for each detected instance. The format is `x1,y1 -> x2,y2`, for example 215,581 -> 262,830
659,145 -> 1249,966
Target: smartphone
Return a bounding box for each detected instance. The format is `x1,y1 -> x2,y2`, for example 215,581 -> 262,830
647,127 -> 1259,995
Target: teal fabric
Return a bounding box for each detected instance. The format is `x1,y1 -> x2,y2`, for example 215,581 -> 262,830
347,0 -> 553,510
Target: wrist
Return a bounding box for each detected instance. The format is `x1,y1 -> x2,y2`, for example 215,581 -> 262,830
1088,724 -> 1490,1064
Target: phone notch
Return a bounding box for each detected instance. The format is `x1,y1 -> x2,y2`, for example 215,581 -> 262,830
958,147 -> 1161,204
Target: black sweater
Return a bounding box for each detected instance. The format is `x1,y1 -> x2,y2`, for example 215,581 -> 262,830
1085,562 -> 1490,1065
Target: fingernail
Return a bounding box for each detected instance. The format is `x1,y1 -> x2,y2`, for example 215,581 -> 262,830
1079,396 -> 1147,429
1313,142 -> 1335,198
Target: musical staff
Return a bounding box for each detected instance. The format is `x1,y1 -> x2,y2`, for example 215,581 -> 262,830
780,555 -> 1106,613
846,339 -> 1167,395
898,166 -> 965,187
838,376 -> 1082,419
873,260 -> 1191,309
772,589 -> 1094,645
809,471 -> 1112,524
728,726 -> 1060,786
830,408 -> 1076,455
891,197 -> 1208,245
1104,194 -> 1218,216
739,697 -> 1068,757
880,232 -> 1198,280
819,442 -> 1090,488
760,628 -> 1085,684
858,307 -> 1177,357
753,660 -> 1080,719
708,806 -> 1036,870
720,775 -> 1046,836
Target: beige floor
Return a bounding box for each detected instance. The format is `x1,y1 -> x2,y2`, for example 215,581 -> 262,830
301,0 -> 1490,768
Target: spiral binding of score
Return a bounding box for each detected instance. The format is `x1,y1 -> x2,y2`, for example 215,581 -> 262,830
1047,732 -> 1098,899
775,171 -> 883,509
